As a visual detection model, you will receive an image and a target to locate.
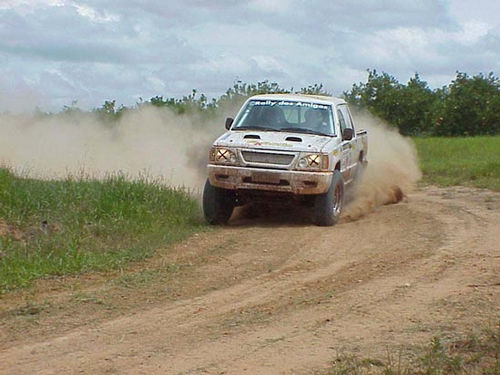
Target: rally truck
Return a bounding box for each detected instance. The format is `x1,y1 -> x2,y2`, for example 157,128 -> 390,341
203,94 -> 368,226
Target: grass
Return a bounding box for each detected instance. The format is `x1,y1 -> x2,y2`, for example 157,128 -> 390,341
0,168 -> 206,294
325,326 -> 499,375
413,136 -> 500,191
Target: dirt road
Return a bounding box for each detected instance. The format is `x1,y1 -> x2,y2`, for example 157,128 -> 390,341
1,186 -> 499,374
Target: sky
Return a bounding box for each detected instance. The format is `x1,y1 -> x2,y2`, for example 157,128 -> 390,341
0,0 -> 498,112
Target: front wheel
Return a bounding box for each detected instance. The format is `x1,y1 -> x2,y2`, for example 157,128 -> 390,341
313,170 -> 344,226
202,179 -> 235,225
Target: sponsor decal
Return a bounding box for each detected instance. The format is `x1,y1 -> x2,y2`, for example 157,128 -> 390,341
245,140 -> 293,147
251,100 -> 330,110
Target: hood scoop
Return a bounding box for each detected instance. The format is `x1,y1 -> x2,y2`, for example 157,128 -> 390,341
244,134 -> 261,139
285,136 -> 302,142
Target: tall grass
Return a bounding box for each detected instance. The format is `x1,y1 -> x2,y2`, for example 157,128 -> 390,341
0,168 -> 205,293
413,136 -> 500,191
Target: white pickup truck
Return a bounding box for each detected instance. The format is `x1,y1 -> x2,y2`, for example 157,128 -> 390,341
203,94 -> 368,226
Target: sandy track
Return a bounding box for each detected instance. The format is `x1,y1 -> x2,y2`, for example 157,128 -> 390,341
1,186 -> 499,374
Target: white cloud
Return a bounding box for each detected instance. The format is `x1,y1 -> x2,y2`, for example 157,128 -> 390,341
251,55 -> 287,74
194,55 -> 252,75
0,0 -> 66,11
73,3 -> 119,23
458,21 -> 490,44
448,0 -> 500,28
248,0 -> 291,13
0,0 -> 498,112
146,76 -> 166,92
354,21 -> 498,69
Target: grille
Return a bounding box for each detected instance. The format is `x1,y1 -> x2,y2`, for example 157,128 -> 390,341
241,151 -> 294,165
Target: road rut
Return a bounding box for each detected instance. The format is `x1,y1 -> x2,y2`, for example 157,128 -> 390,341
1,186 -> 499,374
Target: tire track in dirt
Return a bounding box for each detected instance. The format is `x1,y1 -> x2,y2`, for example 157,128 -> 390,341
0,186 -> 498,375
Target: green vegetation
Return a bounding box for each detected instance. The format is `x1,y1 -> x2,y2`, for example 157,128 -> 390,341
414,136 -> 500,191
36,72 -> 499,137
326,327 -> 499,375
0,168 -> 205,294
344,70 -> 499,136
88,81 -> 326,121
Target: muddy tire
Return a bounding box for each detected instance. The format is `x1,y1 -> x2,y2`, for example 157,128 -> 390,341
203,179 -> 235,225
313,170 -> 344,226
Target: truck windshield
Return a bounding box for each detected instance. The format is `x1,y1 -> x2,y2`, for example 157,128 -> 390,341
232,100 -> 336,136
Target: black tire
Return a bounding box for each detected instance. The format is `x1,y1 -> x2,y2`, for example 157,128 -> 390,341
202,179 -> 235,225
313,170 -> 344,226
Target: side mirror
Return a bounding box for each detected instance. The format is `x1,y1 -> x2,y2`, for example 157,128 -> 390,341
225,117 -> 234,130
342,128 -> 353,141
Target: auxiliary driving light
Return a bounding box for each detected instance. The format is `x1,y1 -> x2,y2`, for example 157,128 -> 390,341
210,147 -> 239,165
297,153 -> 328,170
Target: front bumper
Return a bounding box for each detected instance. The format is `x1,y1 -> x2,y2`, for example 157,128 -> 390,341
208,165 -> 332,195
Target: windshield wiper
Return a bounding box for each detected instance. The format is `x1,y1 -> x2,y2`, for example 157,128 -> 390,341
279,127 -> 331,136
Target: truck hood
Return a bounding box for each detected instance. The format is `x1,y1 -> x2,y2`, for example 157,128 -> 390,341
214,131 -> 338,153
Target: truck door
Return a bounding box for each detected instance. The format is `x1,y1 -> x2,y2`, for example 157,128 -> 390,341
337,105 -> 356,183
336,107 -> 353,182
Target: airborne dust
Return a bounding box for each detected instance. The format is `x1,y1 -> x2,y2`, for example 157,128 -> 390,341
343,111 -> 421,221
0,106 -> 420,221
0,106 -> 225,190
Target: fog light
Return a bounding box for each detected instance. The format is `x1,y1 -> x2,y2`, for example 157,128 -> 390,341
298,157 -> 308,168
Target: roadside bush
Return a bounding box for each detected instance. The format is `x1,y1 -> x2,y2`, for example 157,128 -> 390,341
432,72 -> 500,136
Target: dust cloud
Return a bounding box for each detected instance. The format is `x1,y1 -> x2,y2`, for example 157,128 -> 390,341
0,107 -> 229,192
0,105 -> 420,219
343,111 -> 422,221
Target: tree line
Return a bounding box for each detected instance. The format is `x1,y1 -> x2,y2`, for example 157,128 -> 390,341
36,71 -> 499,137
343,70 -> 499,136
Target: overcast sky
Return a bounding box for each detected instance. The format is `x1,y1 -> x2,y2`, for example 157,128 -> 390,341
0,0 -> 498,112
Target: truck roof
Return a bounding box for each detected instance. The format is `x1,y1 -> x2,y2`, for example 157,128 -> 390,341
249,93 -> 347,106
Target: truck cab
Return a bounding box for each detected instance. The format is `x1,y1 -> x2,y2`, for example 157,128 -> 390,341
203,94 -> 368,226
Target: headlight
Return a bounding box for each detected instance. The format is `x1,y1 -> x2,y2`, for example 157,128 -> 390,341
296,153 -> 329,170
209,147 -> 239,165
